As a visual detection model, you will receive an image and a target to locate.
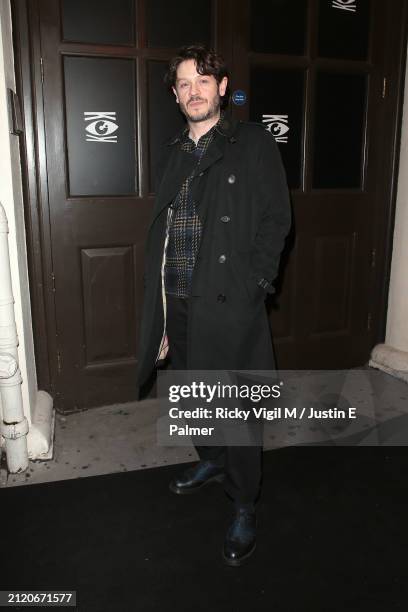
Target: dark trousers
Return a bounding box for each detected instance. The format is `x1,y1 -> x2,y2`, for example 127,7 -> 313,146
166,294 -> 262,506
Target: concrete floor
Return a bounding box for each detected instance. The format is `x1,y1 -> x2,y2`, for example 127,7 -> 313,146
3,398 -> 198,487
1,368 -> 408,488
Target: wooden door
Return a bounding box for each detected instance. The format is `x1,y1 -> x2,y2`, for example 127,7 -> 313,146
230,0 -> 407,368
37,0 -> 228,410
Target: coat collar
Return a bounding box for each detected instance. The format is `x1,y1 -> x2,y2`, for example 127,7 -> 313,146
164,112 -> 240,146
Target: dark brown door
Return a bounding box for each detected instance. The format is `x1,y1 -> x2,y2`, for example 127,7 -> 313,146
23,0 -> 406,410
38,0 -> 227,410
231,0 -> 405,368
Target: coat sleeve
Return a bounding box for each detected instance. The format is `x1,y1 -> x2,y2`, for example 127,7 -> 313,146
249,129 -> 292,295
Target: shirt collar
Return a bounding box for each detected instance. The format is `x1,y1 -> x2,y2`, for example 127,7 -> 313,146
165,111 -> 238,146
180,111 -> 224,148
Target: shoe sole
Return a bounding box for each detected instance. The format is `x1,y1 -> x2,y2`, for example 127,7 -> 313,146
169,473 -> 225,495
222,542 -> 256,567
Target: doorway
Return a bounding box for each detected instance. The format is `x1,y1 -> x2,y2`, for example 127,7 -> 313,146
12,0 -> 408,411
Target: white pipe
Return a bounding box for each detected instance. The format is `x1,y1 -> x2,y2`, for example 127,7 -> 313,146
0,202 -> 28,473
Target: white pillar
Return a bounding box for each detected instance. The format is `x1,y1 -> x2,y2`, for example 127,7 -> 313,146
0,204 -> 29,472
0,1 -> 54,462
370,42 -> 408,383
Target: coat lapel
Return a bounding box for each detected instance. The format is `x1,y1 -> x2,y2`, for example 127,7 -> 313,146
151,146 -> 195,224
192,114 -> 238,221
191,137 -> 226,225
195,136 -> 224,175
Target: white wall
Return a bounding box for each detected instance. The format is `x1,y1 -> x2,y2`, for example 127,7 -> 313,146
386,42 -> 408,353
0,0 -> 37,423
369,41 -> 408,380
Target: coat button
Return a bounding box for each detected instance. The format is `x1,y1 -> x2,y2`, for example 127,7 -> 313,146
228,174 -> 236,184
220,215 -> 230,223
198,171 -> 204,177
217,294 -> 226,303
218,254 -> 226,263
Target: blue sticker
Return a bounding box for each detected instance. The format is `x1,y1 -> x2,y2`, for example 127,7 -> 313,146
232,90 -> 247,106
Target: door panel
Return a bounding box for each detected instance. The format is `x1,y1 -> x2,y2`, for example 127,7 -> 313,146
146,0 -> 212,48
250,0 -> 308,55
64,55 -> 138,195
61,0 -> 136,46
80,246 -> 137,364
317,0 -> 371,60
312,71 -> 367,188
249,67 -> 306,189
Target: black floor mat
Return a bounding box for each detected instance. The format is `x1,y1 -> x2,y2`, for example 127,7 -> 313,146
2,447 -> 408,611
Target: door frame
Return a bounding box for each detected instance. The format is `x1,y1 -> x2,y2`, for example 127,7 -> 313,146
12,0 -> 58,395
11,0 -> 408,402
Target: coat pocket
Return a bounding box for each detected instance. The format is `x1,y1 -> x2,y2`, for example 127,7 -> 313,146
230,251 -> 264,302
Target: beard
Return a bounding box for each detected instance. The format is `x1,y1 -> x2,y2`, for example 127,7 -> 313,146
180,93 -> 221,123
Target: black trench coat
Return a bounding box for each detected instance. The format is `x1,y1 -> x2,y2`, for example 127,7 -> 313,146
136,114 -> 291,395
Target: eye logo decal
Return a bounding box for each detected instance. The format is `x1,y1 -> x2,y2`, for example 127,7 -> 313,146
262,115 -> 289,143
332,0 -> 357,13
84,112 -> 118,142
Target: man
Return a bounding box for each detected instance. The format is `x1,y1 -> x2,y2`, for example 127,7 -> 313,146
136,45 -> 291,566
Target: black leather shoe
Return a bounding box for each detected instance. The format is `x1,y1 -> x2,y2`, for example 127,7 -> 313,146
223,507 -> 256,566
169,460 -> 225,495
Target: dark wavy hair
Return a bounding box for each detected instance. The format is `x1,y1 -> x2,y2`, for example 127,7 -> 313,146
164,44 -> 230,109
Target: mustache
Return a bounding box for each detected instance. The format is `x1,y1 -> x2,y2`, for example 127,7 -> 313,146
188,97 -> 205,104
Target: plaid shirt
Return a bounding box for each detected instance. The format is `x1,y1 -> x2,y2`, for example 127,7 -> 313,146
164,117 -> 221,298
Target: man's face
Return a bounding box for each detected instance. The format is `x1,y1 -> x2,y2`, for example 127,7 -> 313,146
172,59 -> 228,123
